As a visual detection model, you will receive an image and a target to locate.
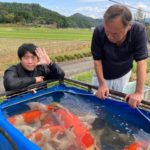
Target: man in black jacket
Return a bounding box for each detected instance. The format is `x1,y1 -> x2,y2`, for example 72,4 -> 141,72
3,43 -> 65,91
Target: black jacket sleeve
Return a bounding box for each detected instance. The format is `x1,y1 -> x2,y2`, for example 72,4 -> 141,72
3,66 -> 36,91
43,62 -> 65,80
3,62 -> 65,91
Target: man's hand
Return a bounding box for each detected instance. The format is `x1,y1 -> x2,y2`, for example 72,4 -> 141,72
96,83 -> 109,99
125,92 -> 143,108
35,76 -> 44,83
35,47 -> 51,65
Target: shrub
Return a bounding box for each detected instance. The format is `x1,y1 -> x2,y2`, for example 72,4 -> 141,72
51,50 -> 91,62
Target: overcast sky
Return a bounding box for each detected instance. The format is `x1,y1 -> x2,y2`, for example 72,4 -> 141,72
0,0 -> 150,18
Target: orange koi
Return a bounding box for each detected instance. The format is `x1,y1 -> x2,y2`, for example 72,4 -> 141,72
7,102 -> 58,126
124,141 -> 150,150
8,102 -> 99,150
34,102 -> 99,150
42,116 -> 53,126
53,105 -> 99,150
8,110 -> 48,125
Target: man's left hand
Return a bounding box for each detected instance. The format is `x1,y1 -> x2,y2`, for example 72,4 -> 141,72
125,92 -> 143,108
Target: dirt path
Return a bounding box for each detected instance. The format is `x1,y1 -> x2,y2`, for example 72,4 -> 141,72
59,57 -> 93,76
0,57 -> 94,94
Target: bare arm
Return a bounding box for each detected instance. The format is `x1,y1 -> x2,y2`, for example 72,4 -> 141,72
136,59 -> 147,94
94,60 -> 109,99
94,60 -> 105,85
125,59 -> 147,108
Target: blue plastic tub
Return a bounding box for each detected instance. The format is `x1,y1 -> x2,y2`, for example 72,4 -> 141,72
0,83 -> 150,150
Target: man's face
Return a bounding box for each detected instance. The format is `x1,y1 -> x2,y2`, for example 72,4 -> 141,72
20,52 -> 38,71
104,17 -> 131,44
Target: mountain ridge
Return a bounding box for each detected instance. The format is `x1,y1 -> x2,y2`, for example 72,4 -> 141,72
0,2 -> 102,28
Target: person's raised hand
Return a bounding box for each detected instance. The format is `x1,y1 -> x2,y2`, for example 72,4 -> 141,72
35,47 -> 51,65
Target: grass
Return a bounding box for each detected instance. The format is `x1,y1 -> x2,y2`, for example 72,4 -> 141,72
72,57 -> 150,87
129,58 -> 150,86
0,25 -> 92,40
72,70 -> 94,84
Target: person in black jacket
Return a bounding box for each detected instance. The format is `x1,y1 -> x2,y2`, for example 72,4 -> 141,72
3,43 -> 65,91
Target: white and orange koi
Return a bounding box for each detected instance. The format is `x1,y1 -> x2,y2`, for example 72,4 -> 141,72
15,125 -> 35,136
27,124 -> 65,145
54,106 -> 99,150
27,102 -> 99,150
8,102 -> 99,150
7,102 -> 58,126
8,110 -> 48,126
26,102 -> 59,112
27,124 -> 83,150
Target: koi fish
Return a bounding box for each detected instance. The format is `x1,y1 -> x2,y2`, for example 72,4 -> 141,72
26,102 -> 59,111
7,102 -> 58,126
124,141 -> 150,150
27,124 -> 65,145
54,106 -> 99,150
15,125 -> 35,137
27,102 -> 99,150
8,102 -> 99,150
28,123 -> 87,150
42,142 -> 55,150
8,109 -> 48,126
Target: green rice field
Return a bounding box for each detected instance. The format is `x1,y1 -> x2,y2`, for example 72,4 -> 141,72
0,25 -> 92,40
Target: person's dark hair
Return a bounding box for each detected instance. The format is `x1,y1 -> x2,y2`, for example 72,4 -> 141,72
104,4 -> 132,27
18,43 -> 37,59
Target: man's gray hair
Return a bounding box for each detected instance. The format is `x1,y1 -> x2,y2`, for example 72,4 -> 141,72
104,4 -> 132,27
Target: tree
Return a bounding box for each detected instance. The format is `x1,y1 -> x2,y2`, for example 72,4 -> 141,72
5,13 -> 15,23
134,7 -> 146,25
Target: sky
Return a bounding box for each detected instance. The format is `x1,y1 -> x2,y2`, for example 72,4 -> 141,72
0,0 -> 150,19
